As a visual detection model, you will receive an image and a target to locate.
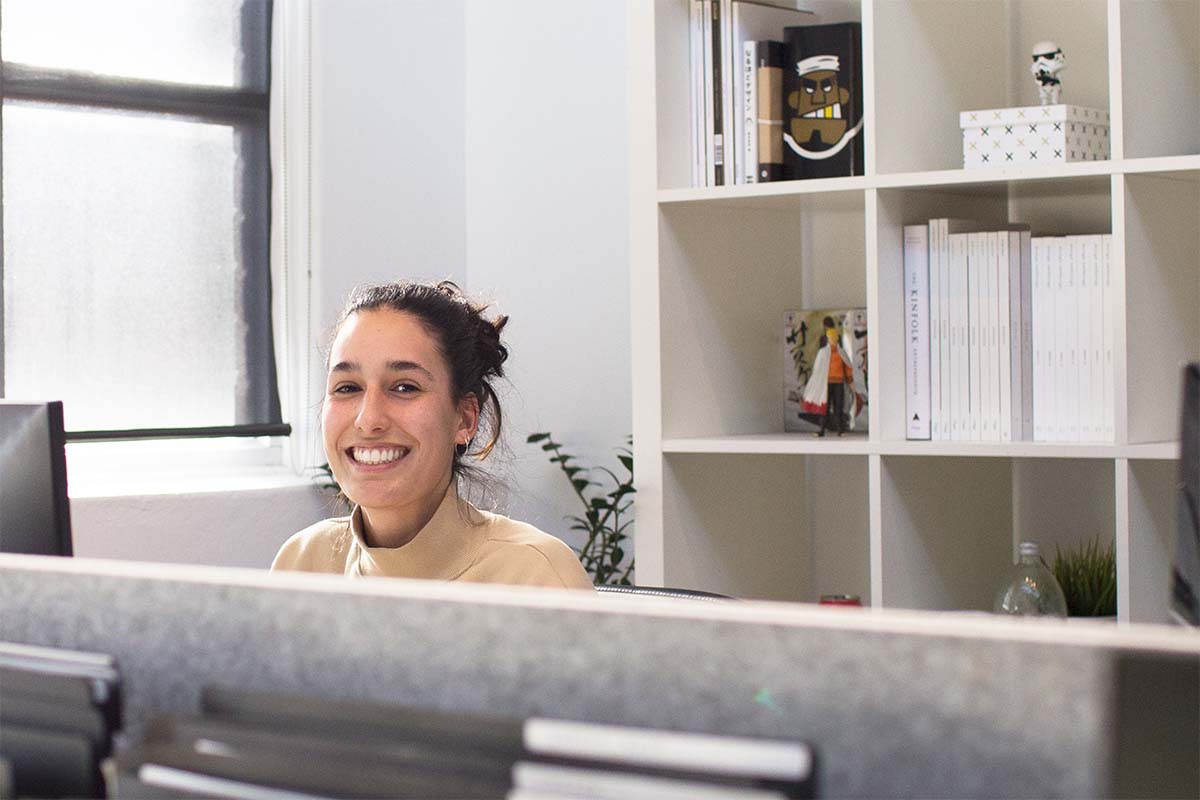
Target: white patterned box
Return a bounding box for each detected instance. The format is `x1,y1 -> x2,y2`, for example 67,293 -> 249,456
960,105 -> 1109,168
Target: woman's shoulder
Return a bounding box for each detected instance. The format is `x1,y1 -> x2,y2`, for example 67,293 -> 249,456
270,515 -> 353,572
472,510 -> 593,589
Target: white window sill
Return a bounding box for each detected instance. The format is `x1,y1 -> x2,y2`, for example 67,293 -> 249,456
66,439 -> 324,499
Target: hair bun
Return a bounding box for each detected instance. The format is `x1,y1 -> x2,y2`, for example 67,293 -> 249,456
475,313 -> 509,376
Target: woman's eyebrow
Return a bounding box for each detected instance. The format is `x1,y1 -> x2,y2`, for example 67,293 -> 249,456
329,360 -> 433,379
387,360 -> 434,378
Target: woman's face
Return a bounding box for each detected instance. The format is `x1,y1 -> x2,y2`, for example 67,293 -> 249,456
322,309 -> 478,518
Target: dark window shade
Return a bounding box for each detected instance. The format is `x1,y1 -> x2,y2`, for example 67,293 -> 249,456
0,0 -> 285,439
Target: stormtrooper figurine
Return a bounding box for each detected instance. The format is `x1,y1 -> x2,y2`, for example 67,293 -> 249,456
1030,41 -> 1065,105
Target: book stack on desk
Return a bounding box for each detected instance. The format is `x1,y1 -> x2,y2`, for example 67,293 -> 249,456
0,641 -> 123,799
115,685 -> 817,799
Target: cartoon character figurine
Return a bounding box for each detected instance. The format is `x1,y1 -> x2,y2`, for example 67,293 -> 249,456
1030,41 -> 1065,105
801,315 -> 857,437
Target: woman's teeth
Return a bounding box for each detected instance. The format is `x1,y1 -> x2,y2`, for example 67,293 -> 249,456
352,447 -> 406,465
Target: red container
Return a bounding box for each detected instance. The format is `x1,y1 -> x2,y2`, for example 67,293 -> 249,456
819,594 -> 862,607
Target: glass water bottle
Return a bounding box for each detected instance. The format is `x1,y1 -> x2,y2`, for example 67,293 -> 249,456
993,541 -> 1068,618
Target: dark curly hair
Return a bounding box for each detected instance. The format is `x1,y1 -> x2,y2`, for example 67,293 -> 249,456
330,280 -> 509,478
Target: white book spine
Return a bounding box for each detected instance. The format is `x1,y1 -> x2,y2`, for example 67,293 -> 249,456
928,220 -> 942,440
980,232 -> 994,441
1075,236 -> 1084,443
719,0 -> 734,186
690,1 -> 704,187
950,233 -> 968,441
997,232 -> 1012,443
904,225 -> 931,439
1032,238 -> 1046,442
938,220 -> 953,441
1017,231 -> 1034,441
1076,236 -> 1093,441
742,40 -> 757,184
1055,237 -> 1070,442
967,232 -> 983,441
1088,235 -> 1104,442
987,231 -> 1000,441
1048,238 -> 1062,441
1102,234 -> 1114,441
978,232 -> 991,441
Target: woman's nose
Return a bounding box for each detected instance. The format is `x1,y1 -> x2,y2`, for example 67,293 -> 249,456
355,387 -> 388,431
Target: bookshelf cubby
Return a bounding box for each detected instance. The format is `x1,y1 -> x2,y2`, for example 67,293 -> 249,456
628,0 -> 1200,622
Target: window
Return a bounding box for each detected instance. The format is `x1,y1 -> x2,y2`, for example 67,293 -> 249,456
0,0 -> 286,440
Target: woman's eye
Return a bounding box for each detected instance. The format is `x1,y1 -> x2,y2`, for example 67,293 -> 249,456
393,383 -> 419,394
331,383 -> 360,395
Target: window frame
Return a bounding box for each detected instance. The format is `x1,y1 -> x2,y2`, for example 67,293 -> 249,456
0,2 -> 289,442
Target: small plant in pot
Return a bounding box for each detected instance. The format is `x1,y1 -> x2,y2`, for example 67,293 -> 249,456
1051,536 -> 1117,618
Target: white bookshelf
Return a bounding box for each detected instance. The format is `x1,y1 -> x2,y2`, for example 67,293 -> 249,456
627,0 -> 1200,622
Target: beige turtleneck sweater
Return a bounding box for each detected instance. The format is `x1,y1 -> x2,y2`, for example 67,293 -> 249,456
270,484 -> 594,590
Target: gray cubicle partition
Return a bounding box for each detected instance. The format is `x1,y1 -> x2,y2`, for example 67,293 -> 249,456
0,554 -> 1196,799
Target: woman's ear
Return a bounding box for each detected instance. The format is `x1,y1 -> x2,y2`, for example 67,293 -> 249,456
457,393 -> 481,444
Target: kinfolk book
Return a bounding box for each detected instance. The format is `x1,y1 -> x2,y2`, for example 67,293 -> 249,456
784,308 -> 868,433
781,22 -> 864,180
904,225 -> 930,439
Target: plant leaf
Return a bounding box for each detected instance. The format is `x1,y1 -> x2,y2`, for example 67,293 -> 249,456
526,433 -> 551,443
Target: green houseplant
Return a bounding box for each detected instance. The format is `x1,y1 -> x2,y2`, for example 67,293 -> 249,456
1051,536 -> 1117,617
527,432 -> 634,585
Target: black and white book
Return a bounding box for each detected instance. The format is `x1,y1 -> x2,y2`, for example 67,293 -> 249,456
709,0 -> 726,185
753,40 -> 788,181
781,22 -> 864,180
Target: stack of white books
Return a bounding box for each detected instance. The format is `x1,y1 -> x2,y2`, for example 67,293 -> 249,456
905,221 -> 1113,443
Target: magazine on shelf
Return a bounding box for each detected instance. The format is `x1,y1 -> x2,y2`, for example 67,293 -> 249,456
690,0 -> 705,187
949,232 -> 969,441
784,308 -> 868,433
967,232 -> 984,441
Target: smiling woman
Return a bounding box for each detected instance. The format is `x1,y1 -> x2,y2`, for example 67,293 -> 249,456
270,281 -> 593,590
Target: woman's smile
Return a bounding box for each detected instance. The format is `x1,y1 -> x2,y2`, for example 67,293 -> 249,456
347,445 -> 410,467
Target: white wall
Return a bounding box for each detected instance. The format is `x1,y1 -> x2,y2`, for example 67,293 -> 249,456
71,484 -> 331,568
69,0 -> 630,567
463,0 -> 630,545
311,0 -> 469,332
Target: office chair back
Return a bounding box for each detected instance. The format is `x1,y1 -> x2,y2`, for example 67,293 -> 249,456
594,585 -> 733,601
